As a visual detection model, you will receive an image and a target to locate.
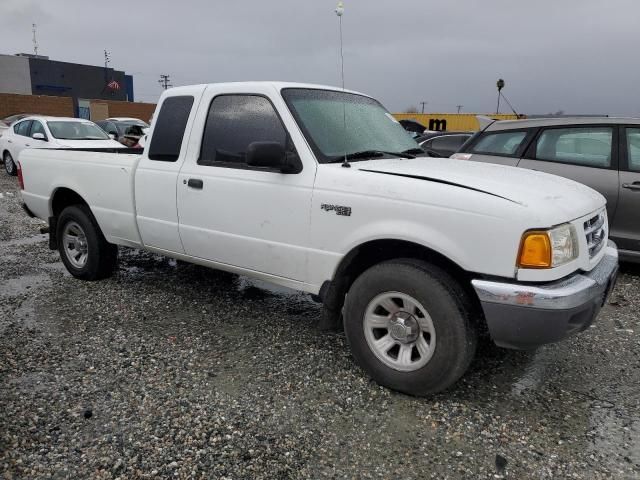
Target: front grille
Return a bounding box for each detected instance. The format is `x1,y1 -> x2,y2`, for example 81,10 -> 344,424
584,212 -> 606,259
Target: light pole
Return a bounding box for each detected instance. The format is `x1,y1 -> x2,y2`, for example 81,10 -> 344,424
496,78 -> 505,114
420,101 -> 427,114
335,1 -> 345,90
335,2 -> 349,168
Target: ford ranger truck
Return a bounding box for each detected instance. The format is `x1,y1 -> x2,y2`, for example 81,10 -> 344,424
18,82 -> 619,396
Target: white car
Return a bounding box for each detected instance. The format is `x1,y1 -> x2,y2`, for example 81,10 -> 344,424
1,116 -> 124,176
18,82 -> 618,396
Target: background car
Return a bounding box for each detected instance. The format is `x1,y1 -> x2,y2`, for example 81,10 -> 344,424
415,131 -> 473,157
0,113 -> 36,138
105,117 -> 150,135
105,117 -> 149,128
452,117 -> 640,261
96,120 -> 146,147
1,116 -> 123,176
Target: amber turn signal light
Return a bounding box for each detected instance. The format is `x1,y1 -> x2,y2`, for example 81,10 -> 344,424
518,231 -> 552,268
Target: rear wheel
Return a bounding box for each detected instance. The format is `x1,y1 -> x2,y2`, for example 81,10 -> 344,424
343,259 -> 477,396
57,205 -> 118,280
4,152 -> 16,176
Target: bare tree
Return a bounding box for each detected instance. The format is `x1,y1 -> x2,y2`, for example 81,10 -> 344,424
404,106 -> 419,113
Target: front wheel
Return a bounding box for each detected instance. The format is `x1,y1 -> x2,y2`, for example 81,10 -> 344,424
343,259 -> 477,396
4,152 -> 17,176
57,205 -> 118,280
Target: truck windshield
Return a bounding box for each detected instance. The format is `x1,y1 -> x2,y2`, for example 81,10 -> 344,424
282,88 -> 419,164
47,121 -> 110,140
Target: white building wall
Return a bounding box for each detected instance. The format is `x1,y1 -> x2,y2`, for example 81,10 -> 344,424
0,54 -> 32,94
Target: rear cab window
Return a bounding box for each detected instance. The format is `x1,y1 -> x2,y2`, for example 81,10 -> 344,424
148,95 -> 194,162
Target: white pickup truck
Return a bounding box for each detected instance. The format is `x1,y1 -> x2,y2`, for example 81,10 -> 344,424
18,82 -> 618,395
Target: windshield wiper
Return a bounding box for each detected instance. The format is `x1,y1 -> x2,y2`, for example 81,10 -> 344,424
401,148 -> 424,156
328,150 -> 414,163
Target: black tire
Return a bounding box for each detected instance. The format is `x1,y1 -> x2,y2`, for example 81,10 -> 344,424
4,152 -> 17,176
57,205 -> 118,280
343,259 -> 477,396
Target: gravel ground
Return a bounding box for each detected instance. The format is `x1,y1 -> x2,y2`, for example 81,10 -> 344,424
1,172 -> 639,479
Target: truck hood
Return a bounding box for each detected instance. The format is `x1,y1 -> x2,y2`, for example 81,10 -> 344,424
350,157 -> 605,222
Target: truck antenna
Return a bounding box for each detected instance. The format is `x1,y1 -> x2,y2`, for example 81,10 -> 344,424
335,1 -> 350,168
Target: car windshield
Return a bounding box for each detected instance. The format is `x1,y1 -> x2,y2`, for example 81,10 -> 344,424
282,88 -> 419,163
2,114 -> 31,126
47,121 -> 110,140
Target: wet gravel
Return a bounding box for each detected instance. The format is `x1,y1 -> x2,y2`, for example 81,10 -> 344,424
1,173 -> 639,479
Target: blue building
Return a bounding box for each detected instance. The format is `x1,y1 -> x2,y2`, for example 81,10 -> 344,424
0,53 -> 135,118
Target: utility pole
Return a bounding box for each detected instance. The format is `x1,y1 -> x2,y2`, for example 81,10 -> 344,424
420,101 -> 428,114
158,74 -> 173,90
456,105 -> 463,114
32,24 -> 39,56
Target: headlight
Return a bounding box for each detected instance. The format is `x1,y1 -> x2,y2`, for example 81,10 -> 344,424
518,223 -> 578,268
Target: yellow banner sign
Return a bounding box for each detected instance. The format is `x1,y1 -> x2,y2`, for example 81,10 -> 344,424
393,113 -> 523,132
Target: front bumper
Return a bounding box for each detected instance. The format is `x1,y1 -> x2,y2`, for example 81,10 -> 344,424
472,241 -> 618,349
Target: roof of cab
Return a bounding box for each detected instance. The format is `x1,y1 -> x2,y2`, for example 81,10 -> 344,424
486,116 -> 640,131
162,81 -> 369,98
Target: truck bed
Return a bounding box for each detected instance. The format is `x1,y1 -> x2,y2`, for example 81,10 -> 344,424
19,148 -> 144,247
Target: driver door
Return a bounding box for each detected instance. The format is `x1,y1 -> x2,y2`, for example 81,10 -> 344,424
176,87 -> 317,281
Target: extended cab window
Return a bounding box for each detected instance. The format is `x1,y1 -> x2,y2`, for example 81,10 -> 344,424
199,95 -> 291,167
535,127 -> 613,168
148,95 -> 194,162
470,130 -> 527,157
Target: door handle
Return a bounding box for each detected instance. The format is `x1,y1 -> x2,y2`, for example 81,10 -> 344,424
7,140 -> 12,143
187,178 -> 203,189
622,182 -> 640,191
25,144 -> 30,147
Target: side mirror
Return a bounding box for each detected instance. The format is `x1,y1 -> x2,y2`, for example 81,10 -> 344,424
246,141 -> 290,172
108,133 -> 117,140
32,132 -> 46,141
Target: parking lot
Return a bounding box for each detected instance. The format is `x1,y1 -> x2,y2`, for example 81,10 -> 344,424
0,169 -> 638,478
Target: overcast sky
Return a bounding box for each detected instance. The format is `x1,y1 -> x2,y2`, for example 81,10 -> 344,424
1,0 -> 638,115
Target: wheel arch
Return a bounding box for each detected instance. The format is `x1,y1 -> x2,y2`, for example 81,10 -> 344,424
318,238 -> 481,330
51,187 -> 90,217
49,187 -> 92,250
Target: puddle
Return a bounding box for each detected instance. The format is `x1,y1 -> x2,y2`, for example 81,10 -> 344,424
588,404 -> 640,465
0,273 -> 51,298
511,349 -> 551,395
0,234 -> 48,248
